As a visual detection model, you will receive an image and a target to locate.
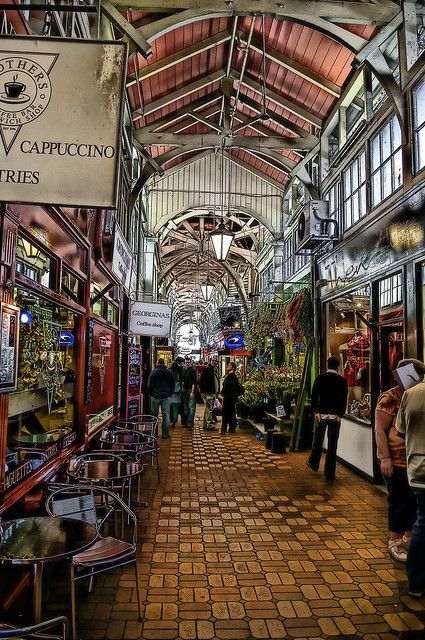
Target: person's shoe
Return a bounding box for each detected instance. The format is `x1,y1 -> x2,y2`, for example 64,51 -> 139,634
389,538 -> 407,562
306,460 -> 318,472
408,590 -> 425,598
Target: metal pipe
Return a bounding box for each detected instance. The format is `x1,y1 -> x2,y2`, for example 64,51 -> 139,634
229,15 -> 256,131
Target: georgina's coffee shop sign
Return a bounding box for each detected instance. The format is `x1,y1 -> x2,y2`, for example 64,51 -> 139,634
0,36 -> 126,208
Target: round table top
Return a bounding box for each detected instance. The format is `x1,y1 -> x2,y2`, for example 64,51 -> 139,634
0,516 -> 97,565
68,459 -> 143,482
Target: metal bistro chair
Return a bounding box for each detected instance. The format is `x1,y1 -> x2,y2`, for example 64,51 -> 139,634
119,415 -> 160,483
100,429 -> 148,505
0,616 -> 69,639
46,484 -> 142,640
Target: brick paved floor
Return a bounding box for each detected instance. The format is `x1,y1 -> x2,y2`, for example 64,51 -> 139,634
70,416 -> 425,640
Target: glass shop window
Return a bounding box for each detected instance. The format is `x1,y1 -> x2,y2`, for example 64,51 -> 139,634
413,78 -> 425,173
342,151 -> 367,231
16,235 -> 53,289
378,273 -> 404,390
328,286 -> 371,422
370,115 -> 402,208
5,292 -> 78,488
60,268 -> 85,305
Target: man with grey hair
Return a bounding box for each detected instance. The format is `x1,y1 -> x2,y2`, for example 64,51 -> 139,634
396,359 -> 425,597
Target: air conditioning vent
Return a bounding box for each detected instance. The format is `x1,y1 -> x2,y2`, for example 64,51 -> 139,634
296,200 -> 338,252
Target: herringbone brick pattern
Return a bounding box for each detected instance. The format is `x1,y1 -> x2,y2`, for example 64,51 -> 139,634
71,417 -> 425,639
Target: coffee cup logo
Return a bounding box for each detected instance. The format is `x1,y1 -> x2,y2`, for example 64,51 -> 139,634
0,55 -> 53,154
4,75 -> 26,99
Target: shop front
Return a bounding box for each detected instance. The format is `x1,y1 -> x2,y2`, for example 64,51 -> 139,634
0,204 -> 123,513
317,189 -> 425,479
0,204 -> 90,511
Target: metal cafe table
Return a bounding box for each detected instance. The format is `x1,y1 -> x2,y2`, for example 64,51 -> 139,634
0,516 -> 97,622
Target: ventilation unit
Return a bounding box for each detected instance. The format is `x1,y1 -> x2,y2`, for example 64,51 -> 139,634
296,200 -> 338,252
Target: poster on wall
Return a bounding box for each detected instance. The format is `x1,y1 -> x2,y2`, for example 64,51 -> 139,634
0,36 -> 127,207
0,303 -> 19,392
129,302 -> 172,337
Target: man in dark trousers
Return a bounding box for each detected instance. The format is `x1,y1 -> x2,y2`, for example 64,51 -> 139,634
221,362 -> 244,434
307,356 -> 348,481
182,357 -> 197,428
199,360 -> 218,430
148,358 -> 175,439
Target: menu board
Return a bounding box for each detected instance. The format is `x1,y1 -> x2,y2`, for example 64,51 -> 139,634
126,347 -> 142,419
0,303 -> 19,393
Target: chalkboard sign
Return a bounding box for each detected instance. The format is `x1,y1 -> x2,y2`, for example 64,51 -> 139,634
127,397 -> 141,419
84,317 -> 94,404
128,347 -> 142,397
126,347 -> 142,419
0,303 -> 19,393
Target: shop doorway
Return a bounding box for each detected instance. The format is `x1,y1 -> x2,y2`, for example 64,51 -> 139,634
379,325 -> 404,392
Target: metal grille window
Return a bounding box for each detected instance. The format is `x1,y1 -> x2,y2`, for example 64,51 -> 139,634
370,115 -> 402,207
413,78 -> 425,172
294,244 -> 308,273
379,273 -> 402,309
342,151 -> 366,231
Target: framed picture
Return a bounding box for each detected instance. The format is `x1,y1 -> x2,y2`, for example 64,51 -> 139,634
0,303 -> 19,393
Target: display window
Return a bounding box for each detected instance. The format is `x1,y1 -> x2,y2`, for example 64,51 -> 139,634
327,286 -> 371,422
378,272 -> 404,391
5,290 -> 78,489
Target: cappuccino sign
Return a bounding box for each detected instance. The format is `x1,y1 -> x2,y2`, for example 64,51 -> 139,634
0,36 -> 126,207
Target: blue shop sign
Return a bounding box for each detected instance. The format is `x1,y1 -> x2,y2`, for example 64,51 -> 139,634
225,334 -> 244,349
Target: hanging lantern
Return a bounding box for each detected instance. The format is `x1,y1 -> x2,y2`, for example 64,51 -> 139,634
210,221 -> 234,261
200,278 -> 214,301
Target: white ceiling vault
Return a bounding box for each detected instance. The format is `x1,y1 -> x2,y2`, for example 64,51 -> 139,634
117,0 -> 402,330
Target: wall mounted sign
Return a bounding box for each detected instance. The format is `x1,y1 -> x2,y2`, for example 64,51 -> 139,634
0,303 -> 19,393
112,222 -> 133,291
129,301 -> 172,337
224,334 -> 244,349
0,36 -> 127,207
219,306 -> 242,330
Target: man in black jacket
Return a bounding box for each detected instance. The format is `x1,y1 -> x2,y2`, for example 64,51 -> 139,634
221,362 -> 244,434
148,358 -> 175,439
307,356 -> 348,481
182,357 -> 197,428
200,360 -> 219,430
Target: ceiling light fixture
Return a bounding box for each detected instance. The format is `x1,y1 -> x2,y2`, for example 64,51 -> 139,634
210,146 -> 235,261
201,234 -> 215,301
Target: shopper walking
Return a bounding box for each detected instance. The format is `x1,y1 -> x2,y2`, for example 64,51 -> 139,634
182,357 -> 197,428
396,374 -> 425,598
148,358 -> 175,439
221,362 -> 244,434
307,356 -> 348,481
199,360 -> 218,430
170,356 -> 184,428
374,359 -> 423,562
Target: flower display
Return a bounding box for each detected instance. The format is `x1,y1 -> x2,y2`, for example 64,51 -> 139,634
245,289 -> 313,350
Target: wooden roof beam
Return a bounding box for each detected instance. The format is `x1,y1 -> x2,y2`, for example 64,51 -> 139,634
126,30 -> 232,86
138,92 -> 222,132
113,1 -> 398,24
132,69 -> 225,120
133,131 -> 316,151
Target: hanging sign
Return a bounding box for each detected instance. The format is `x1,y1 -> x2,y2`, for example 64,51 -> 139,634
112,223 -> 133,291
0,36 -> 127,207
129,302 -> 172,337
